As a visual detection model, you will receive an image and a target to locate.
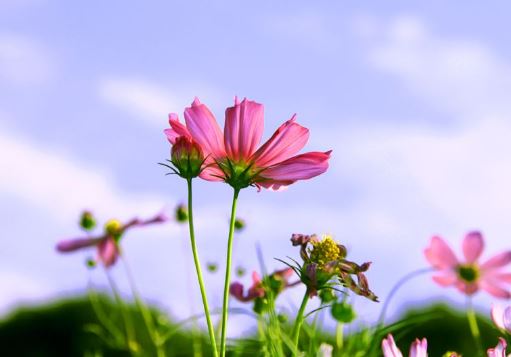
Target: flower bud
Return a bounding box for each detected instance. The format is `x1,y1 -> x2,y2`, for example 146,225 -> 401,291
105,219 -> 123,240
207,262 -> 218,273
79,211 -> 96,231
234,217 -> 246,231
174,203 -> 188,223
331,301 -> 356,323
171,136 -> 204,179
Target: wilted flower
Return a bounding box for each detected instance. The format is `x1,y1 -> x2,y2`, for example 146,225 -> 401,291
164,97 -> 331,191
424,232 -> 511,298
289,234 -> 378,301
491,304 -> 511,333
488,338 -> 510,357
56,212 -> 168,268
382,334 -> 427,357
230,268 -> 299,313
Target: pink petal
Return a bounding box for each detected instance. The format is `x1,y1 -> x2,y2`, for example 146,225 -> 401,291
164,113 -> 191,144
97,237 -> 119,268
424,236 -> 459,269
184,98 -> 225,158
487,338 -> 507,357
480,278 -> 511,299
504,306 -> 511,332
455,281 -> 478,296
491,273 -> 511,283
481,251 -> 511,271
381,334 -> 403,357
491,304 -> 506,330
409,338 -> 427,357
251,115 -> 309,168
432,271 -> 457,287
258,151 -> 331,183
462,231 -> 484,263
199,164 -> 226,182
56,237 -> 101,252
230,282 -> 247,301
252,271 -> 262,284
224,98 -> 264,162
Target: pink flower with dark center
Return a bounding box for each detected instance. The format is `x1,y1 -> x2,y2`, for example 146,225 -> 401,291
382,334 -> 428,357
56,212 -> 168,268
488,338 -> 509,357
164,97 -> 331,190
424,231 -> 511,298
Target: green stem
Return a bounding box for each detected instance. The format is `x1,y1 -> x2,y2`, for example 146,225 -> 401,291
466,299 -> 482,355
336,322 -> 343,350
120,253 -> 166,357
186,178 -> 219,357
105,269 -> 137,354
219,188 -> 241,357
291,290 -> 310,351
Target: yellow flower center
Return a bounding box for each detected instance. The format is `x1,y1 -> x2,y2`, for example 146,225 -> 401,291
309,235 -> 342,268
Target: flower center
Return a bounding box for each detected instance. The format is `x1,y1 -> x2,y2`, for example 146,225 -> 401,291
456,264 -> 479,283
309,235 -> 342,268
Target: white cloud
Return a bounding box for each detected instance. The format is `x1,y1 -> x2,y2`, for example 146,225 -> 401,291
98,77 -> 228,126
0,128 -> 169,224
0,33 -> 53,85
364,15 -> 511,119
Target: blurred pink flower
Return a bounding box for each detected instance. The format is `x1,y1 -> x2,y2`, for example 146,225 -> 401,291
164,97 -> 331,190
492,304 -> 511,332
382,334 -> 427,357
424,232 -> 511,298
230,268 -> 298,302
56,212 -> 168,268
488,338 -> 509,357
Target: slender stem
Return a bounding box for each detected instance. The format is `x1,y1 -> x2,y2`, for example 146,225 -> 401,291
466,298 -> 482,355
87,279 -> 124,344
219,188 -> 241,357
291,290 -> 310,350
105,269 -> 137,354
186,178 -> 219,357
377,267 -> 433,326
120,253 -> 166,357
335,322 -> 344,350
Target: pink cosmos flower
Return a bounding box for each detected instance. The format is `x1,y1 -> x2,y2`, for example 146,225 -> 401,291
164,97 -> 331,190
492,304 -> 511,333
424,231 -> 511,298
488,338 -> 510,357
56,212 -> 167,267
381,334 -> 427,357
230,268 -> 299,302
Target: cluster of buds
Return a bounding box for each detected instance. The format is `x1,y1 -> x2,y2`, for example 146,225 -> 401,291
289,233 -> 378,301
230,268 -> 299,314
56,211 -> 168,268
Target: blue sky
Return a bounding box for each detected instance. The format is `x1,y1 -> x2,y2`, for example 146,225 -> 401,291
2,0 -> 511,335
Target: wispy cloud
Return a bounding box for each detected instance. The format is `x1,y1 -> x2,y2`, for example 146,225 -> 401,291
0,33 -> 53,85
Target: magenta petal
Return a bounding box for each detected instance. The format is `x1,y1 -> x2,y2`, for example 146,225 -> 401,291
230,282 -> 246,301
164,113 -> 191,144
424,236 -> 458,269
97,237 -> 119,268
409,338 -> 427,357
487,337 -> 507,357
199,164 -> 225,182
184,98 -> 225,158
481,251 -> 511,271
432,271 -> 457,287
224,98 -> 264,162
259,151 -> 331,183
462,231 -> 484,263
480,279 -> 511,299
251,116 -> 309,168
381,334 -> 403,357
56,237 -> 101,252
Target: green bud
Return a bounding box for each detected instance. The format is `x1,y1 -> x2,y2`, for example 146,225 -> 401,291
105,219 -> 122,240
319,289 -> 337,304
85,258 -> 96,269
206,262 -> 218,273
80,211 -> 96,231
236,266 -> 246,277
277,313 -> 288,323
331,301 -> 356,323
234,217 -> 246,231
175,204 -> 188,223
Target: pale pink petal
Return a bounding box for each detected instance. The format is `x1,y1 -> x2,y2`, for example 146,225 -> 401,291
256,180 -> 294,191
199,164 -> 225,182
381,334 -> 403,357
487,337 -> 507,357
432,271 -> 457,286
481,251 -> 511,271
480,279 -> 511,299
164,113 -> 191,144
97,237 -> 119,268
491,304 -> 507,330
56,237 -> 102,252
251,115 -> 309,168
455,281 -> 478,295
258,151 -> 331,183
184,98 -> 225,158
224,98 -> 264,162
504,306 -> 511,332
424,236 -> 459,269
252,271 -> 262,284
462,231 -> 484,263
409,338 -> 427,357
491,273 -> 511,283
